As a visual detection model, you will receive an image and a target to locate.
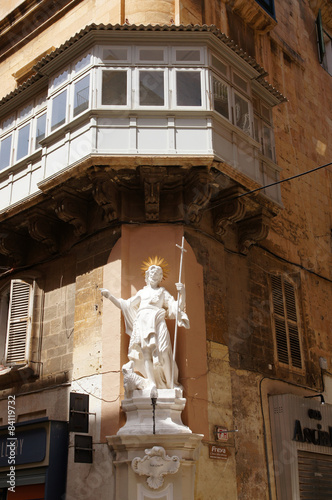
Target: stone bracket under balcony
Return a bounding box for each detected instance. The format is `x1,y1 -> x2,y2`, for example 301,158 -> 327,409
0,159 -> 281,267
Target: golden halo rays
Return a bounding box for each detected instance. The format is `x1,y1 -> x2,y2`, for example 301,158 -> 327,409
141,256 -> 170,281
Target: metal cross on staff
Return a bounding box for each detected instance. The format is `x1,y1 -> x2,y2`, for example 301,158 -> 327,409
171,236 -> 187,389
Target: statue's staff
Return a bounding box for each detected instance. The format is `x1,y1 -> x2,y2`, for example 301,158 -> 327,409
171,236 -> 187,389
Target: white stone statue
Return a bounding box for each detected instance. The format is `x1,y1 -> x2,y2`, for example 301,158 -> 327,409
100,257 -> 189,390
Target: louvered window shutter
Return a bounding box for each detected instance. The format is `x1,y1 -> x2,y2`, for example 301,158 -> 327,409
5,279 -> 32,365
271,275 -> 302,370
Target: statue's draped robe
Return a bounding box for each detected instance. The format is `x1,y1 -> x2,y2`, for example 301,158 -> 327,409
119,286 -> 189,388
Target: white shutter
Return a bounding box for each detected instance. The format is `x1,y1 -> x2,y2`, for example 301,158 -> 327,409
5,279 -> 32,365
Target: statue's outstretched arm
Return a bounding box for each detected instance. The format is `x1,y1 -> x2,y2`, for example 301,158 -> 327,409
100,288 -> 122,309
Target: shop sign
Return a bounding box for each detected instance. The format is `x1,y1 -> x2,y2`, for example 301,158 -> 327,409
293,420 -> 332,448
209,444 -> 230,460
0,427 -> 46,467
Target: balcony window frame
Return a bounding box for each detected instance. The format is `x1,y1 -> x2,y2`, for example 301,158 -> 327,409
136,67 -> 168,108
15,121 -> 31,162
99,68 -> 130,108
173,67 -> 204,109
136,46 -> 167,65
172,46 -> 204,65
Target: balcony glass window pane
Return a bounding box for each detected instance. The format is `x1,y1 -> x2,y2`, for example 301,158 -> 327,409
74,54 -> 91,73
233,73 -> 248,93
102,71 -> 127,105
234,93 -> 250,134
0,135 -> 12,170
19,104 -> 33,122
2,116 -> 15,132
139,71 -> 164,106
35,113 -> 47,149
211,55 -> 227,76
53,70 -> 69,89
16,123 -> 30,161
263,124 -> 273,159
139,49 -> 164,61
176,49 -> 200,62
103,48 -> 128,61
74,74 -> 90,117
213,77 -> 229,119
176,71 -> 201,106
51,90 -> 67,131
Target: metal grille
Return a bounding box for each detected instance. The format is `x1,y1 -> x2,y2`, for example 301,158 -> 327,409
298,450 -> 332,499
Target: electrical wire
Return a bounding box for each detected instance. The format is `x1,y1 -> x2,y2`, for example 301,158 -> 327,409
205,160 -> 332,212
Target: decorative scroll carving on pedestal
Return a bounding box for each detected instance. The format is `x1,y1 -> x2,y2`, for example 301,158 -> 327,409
184,169 -> 216,223
27,215 -> 58,254
54,193 -> 87,236
132,447 -> 180,489
0,233 -> 25,265
238,213 -> 270,254
92,173 -> 119,222
140,167 -> 166,221
214,189 -> 247,236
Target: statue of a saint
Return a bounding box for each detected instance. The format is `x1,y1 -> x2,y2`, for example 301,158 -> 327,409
100,257 -> 189,390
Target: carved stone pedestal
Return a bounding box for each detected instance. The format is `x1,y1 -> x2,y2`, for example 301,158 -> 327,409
107,434 -> 203,500
118,389 -> 191,435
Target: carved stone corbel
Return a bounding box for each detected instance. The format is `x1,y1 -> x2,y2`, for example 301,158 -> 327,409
0,233 -> 25,265
214,189 -> 247,236
238,213 -> 270,254
54,193 -> 87,236
91,172 -> 119,222
27,215 -> 58,254
140,167 -> 166,221
184,169 -> 216,223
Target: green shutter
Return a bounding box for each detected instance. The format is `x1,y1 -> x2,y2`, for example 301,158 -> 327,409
317,9 -> 325,63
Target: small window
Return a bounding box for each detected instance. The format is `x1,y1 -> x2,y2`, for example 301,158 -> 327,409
2,116 -> 15,132
176,71 -> 201,106
53,69 -> 69,89
211,55 -> 227,77
270,274 -> 303,370
175,49 -> 201,62
73,74 -> 90,117
139,48 -> 164,62
234,93 -> 251,134
51,89 -> 67,131
35,113 -> 47,150
233,72 -> 248,93
213,77 -> 229,119
18,104 -> 33,122
16,123 -> 31,161
102,70 -> 127,105
0,135 -> 12,170
103,47 -> 128,62
139,71 -> 164,106
262,124 -> 274,159
74,54 -> 91,73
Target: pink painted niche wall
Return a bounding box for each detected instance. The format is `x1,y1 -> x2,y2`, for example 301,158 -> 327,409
100,225 -> 209,439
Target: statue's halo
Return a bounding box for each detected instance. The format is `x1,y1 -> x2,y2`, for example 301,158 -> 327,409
141,256 -> 170,281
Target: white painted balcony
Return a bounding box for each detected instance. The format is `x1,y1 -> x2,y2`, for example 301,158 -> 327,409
0,38 -> 284,211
